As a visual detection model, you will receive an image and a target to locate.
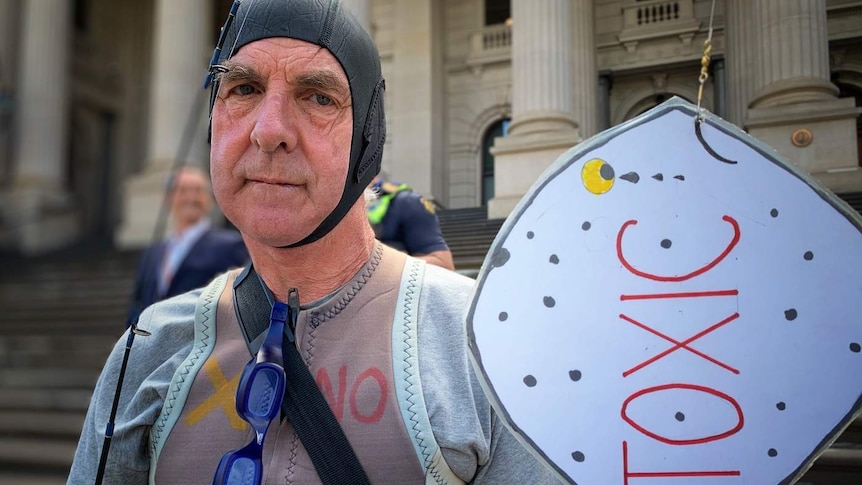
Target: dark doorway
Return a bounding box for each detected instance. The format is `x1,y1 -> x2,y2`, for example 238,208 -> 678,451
481,118 -> 509,206
485,0 -> 510,26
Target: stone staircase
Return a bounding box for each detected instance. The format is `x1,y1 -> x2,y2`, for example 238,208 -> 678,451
1,197 -> 862,484
438,206 -> 504,276
0,248 -> 138,484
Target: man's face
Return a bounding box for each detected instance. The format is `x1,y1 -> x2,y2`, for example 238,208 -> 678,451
170,169 -> 212,228
210,37 -> 353,247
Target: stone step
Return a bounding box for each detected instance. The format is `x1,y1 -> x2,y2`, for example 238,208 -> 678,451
817,446 -> 862,466
0,305 -> 128,323
0,344 -> 114,371
0,471 -> 67,485
437,207 -> 489,222
0,436 -> 77,470
0,321 -> 126,337
0,368 -> 99,390
0,411 -> 85,438
451,247 -> 495,258
0,297 -> 127,313
0,335 -> 117,353
0,267 -> 134,286
444,232 -> 503,243
445,223 -> 501,232
0,280 -> 134,302
0,388 -> 92,413
453,256 -> 488,271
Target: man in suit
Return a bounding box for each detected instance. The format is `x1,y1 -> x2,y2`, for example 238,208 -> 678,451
126,165 -> 248,327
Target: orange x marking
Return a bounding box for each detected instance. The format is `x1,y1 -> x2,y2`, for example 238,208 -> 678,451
184,358 -> 247,430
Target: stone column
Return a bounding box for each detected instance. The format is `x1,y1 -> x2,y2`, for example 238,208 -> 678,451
506,0 -> 577,137
746,0 -> 860,192
117,0 -> 212,248
389,0 -> 444,200
341,0 -> 371,34
572,0 -> 597,139
5,0 -> 77,254
0,0 -> 20,186
724,0 -> 755,128
598,71 -> 613,132
750,0 -> 836,107
488,0 -> 584,218
712,58 -> 726,119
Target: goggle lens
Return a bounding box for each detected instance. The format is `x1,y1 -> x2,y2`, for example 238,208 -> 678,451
225,456 -> 259,485
246,366 -> 281,419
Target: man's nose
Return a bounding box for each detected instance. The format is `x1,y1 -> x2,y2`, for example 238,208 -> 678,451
250,92 -> 298,153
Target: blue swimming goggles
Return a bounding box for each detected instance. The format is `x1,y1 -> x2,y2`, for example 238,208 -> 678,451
212,288 -> 299,485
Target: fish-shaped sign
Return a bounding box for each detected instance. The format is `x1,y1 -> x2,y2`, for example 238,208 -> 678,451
467,97 -> 862,484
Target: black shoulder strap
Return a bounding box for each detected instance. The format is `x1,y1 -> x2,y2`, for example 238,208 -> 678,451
234,266 -> 371,485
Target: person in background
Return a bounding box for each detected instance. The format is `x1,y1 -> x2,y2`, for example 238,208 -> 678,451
70,1 -> 558,483
125,165 -> 248,327
368,174 -> 455,270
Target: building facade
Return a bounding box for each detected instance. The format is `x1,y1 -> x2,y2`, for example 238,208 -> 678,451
0,0 -> 859,254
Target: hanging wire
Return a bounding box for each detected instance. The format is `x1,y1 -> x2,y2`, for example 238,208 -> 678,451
696,0 -> 717,121
694,0 -> 736,165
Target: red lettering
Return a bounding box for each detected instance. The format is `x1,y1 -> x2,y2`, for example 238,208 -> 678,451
622,441 -> 740,484
616,215 -> 740,282
317,366 -> 347,421
620,312 -> 740,377
621,384 -> 744,445
620,289 -> 738,301
349,367 -> 388,424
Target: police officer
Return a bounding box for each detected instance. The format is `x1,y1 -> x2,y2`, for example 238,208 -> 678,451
368,175 -> 455,270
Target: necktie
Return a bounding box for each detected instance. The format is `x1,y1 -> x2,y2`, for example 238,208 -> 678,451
158,239 -> 175,296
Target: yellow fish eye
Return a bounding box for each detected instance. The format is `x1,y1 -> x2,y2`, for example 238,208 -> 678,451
582,158 -> 615,195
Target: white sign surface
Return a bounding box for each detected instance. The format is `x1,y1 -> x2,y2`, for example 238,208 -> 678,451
467,97 -> 862,484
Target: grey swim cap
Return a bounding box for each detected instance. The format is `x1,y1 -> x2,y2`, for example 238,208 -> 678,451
208,0 -> 385,247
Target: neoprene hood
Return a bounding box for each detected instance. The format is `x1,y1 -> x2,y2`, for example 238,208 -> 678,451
208,0 -> 386,247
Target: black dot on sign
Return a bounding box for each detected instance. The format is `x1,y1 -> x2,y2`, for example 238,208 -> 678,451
652,173 -> 664,181
768,448 -> 778,457
803,251 -> 814,261
620,172 -> 640,183
569,370 -> 582,381
582,221 -> 591,231
661,239 -> 672,249
549,254 -> 560,264
600,163 -> 615,181
543,296 -> 556,308
785,309 -> 798,321
498,312 -> 508,322
571,451 -> 585,462
490,248 -> 510,268
527,231 -> 534,239
675,412 -> 685,422
777,402 -> 786,411
851,342 -> 861,353
770,208 -> 779,218
523,375 -> 537,387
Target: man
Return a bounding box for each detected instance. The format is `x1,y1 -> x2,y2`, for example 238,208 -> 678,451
368,174 -> 456,270
125,165 -> 249,327
69,1 -> 558,483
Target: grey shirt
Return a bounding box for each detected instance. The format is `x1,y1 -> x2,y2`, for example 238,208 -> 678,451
68,251 -> 560,484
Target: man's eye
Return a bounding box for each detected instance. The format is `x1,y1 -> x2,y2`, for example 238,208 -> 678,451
314,93 -> 332,106
230,84 -> 256,96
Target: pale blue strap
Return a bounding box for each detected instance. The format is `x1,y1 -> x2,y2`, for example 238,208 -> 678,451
391,257 -> 464,485
148,273 -> 226,483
